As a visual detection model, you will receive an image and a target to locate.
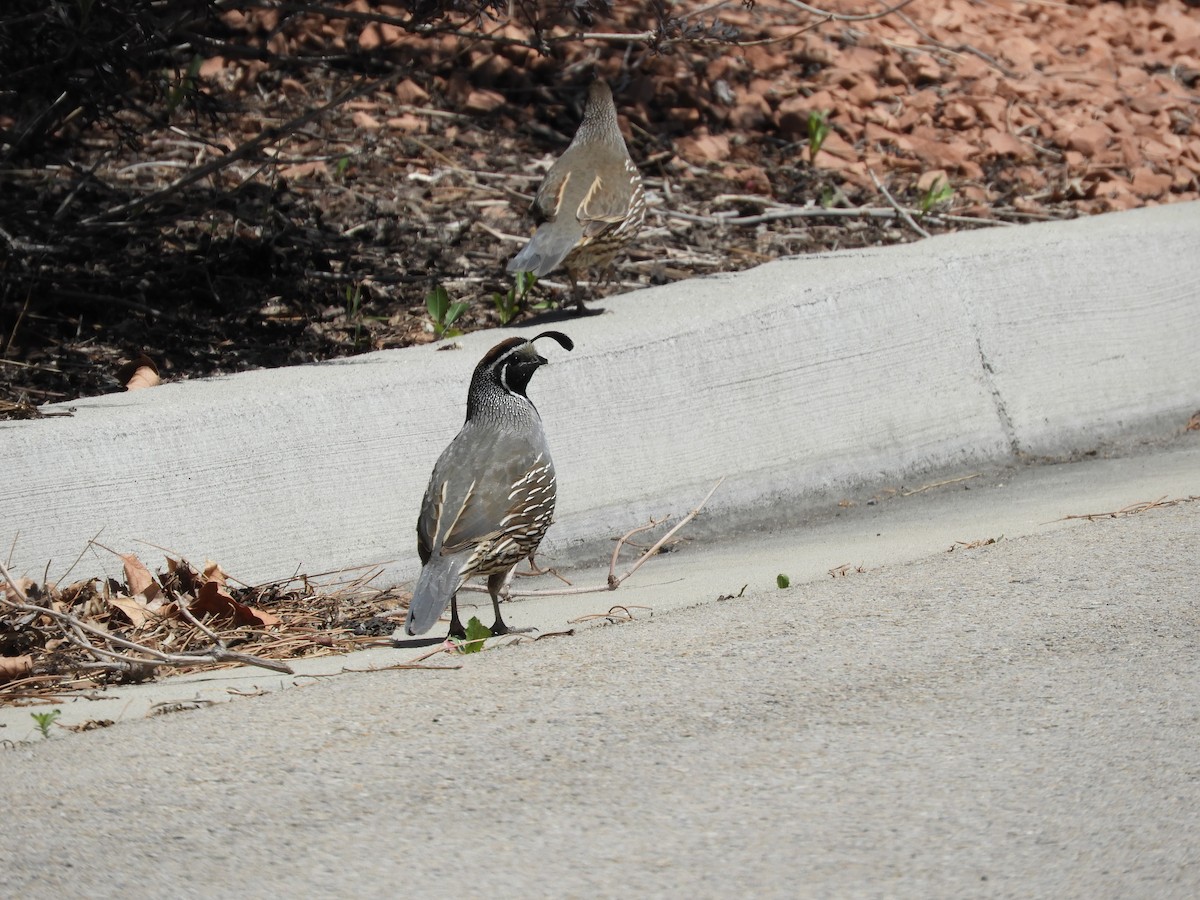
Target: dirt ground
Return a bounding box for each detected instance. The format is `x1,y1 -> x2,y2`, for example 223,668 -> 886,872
1,0 -> 1197,409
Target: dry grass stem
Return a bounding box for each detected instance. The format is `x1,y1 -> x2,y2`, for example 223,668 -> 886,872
568,605 -> 652,624
828,563 -> 866,577
455,477 -> 725,602
1054,495 -> 1199,523
948,536 -> 1003,552
902,473 -> 981,496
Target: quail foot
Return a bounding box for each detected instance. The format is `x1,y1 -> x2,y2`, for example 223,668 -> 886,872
507,79 -> 645,314
398,331 -> 574,640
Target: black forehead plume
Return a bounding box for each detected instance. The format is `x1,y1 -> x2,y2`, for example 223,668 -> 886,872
532,331 -> 574,352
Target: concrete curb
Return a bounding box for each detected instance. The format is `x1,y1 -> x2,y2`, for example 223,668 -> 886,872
2,201 -> 1197,586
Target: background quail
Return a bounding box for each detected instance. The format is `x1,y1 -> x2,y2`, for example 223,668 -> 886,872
507,79 -> 645,312
400,331 -> 575,639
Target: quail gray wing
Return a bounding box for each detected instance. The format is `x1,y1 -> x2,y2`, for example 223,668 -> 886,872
405,422 -> 555,636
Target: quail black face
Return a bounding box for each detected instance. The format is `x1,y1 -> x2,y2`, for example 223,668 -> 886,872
473,332 -> 574,394
496,344 -> 546,397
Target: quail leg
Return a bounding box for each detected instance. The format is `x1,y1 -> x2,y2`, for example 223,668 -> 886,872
488,570 -> 535,636
563,271 -> 601,317
573,289 -> 603,317
447,593 -> 467,640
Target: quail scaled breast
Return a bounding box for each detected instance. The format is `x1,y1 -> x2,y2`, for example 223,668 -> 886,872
506,79 -> 645,312
400,331 -> 575,639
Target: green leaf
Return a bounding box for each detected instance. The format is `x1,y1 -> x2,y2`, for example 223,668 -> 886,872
492,291 -> 518,326
776,574 -> 790,589
459,616 -> 491,654
425,285 -> 449,322
515,270 -> 537,296
444,301 -> 469,328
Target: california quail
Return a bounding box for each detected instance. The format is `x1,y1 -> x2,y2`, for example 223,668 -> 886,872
507,79 -> 645,312
401,331 -> 575,638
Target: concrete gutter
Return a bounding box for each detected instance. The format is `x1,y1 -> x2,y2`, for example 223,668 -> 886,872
2,201 -> 1198,587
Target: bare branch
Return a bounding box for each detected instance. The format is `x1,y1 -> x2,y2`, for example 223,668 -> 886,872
0,560 -> 30,603
84,71 -> 402,224
869,168 -> 932,239
776,0 -> 920,23
1,594 -> 294,676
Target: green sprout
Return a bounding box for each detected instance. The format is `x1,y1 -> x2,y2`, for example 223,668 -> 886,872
166,55 -> 203,116
345,282 -> 376,350
426,285 -> 469,340
776,574 -> 791,589
31,710 -> 61,740
492,270 -> 537,326
807,110 -> 830,164
918,176 -> 955,217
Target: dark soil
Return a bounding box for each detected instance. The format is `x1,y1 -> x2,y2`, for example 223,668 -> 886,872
2,0 -> 1197,409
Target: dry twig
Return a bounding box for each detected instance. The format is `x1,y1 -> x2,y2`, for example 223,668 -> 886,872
452,476 -> 726,601
1053,495 -> 1199,523
948,536 -> 1002,552
869,168 -> 932,239
777,0 -> 920,23
828,563 -> 866,577
1,593 -> 294,676
568,605 -> 651,624
902,473 -> 981,496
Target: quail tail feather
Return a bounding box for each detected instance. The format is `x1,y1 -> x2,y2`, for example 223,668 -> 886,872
404,553 -> 467,636
506,224 -> 580,277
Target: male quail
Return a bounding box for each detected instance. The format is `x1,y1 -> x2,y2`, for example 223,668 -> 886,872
507,79 -> 645,312
401,331 -> 574,638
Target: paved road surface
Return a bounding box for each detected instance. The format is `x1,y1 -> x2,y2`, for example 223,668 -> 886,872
1,439 -> 1197,898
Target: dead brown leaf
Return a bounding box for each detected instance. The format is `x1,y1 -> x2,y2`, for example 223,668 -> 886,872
192,580 -> 280,627
248,605 -> 282,627
121,553 -> 159,601
164,556 -> 202,594
280,160 -> 328,180
0,655 -> 33,684
118,354 -> 161,391
107,595 -> 157,629
202,560 -> 229,587
351,110 -> 381,131
0,575 -> 35,601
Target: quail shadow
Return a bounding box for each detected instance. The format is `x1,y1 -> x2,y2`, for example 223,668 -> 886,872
515,304 -> 606,326
390,636 -> 449,649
